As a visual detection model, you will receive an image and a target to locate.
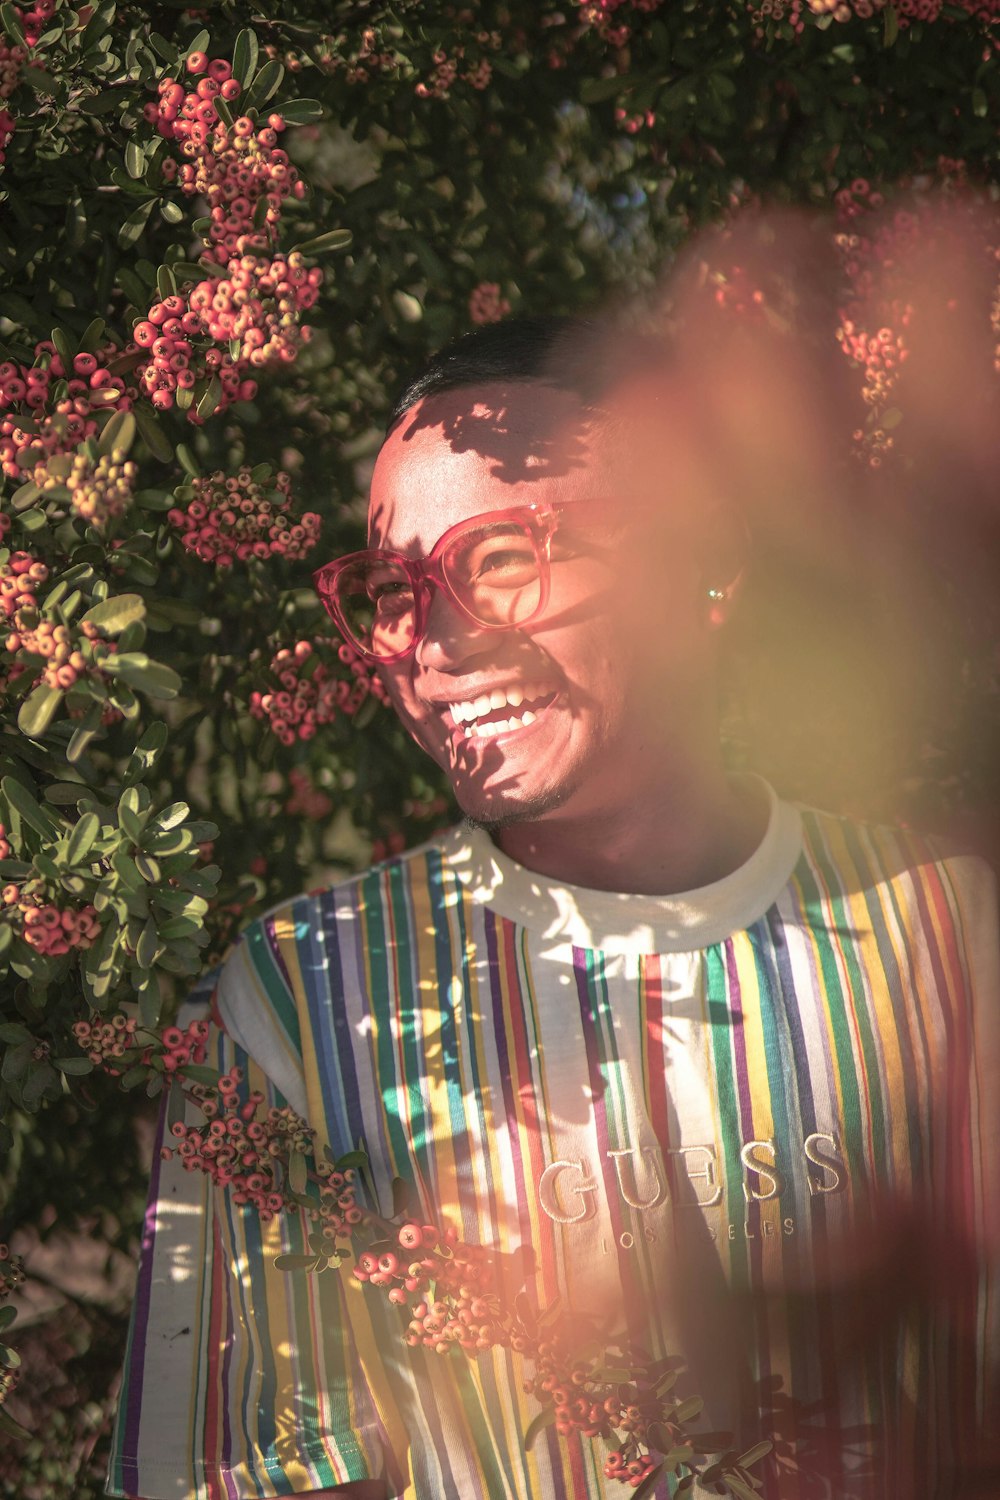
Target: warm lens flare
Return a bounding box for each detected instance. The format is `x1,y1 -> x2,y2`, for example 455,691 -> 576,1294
562,192 -> 999,857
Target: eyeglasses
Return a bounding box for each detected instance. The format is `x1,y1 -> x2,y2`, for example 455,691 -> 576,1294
313,501 -> 574,664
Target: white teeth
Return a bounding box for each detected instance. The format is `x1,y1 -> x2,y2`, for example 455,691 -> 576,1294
450,684 -> 555,732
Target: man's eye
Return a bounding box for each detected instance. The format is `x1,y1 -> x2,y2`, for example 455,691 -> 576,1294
476,548 -> 533,575
368,579 -> 412,607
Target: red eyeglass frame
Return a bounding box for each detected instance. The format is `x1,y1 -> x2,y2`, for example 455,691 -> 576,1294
313,500 -> 575,664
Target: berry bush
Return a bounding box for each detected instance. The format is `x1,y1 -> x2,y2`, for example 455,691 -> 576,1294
0,2 -> 997,1495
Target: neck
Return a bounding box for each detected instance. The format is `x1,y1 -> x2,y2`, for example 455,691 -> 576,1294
493,761 -> 767,896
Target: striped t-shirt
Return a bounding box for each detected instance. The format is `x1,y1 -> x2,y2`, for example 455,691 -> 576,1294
107,782 -> 1000,1500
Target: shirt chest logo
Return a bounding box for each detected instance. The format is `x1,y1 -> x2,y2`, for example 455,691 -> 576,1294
538,1132 -> 847,1226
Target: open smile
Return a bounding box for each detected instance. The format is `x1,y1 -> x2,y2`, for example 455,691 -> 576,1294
440,683 -> 560,742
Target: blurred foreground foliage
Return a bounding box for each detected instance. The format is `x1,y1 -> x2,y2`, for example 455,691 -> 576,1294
0,0 -> 997,1489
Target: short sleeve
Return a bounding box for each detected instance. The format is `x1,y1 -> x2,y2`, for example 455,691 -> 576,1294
106,991 -> 389,1500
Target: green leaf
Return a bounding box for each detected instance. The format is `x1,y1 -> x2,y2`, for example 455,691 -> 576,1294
0,1306 -> 15,1331
580,72 -> 632,104
12,480 -> 41,509
135,853 -> 161,883
136,914 -> 159,968
0,1406 -> 30,1441
631,1463 -> 667,1500
233,28 -> 259,87
54,1056 -> 94,1075
722,1475 -> 760,1500
21,62 -> 57,92
196,375 -> 223,420
154,801 -> 190,831
81,593 -> 146,634
118,267 -> 151,308
67,700 -> 104,763
883,2 -> 899,44
148,31 -> 178,63
292,228 -> 352,256
123,720 -> 168,786
125,140 -> 146,179
132,403 -> 173,463
334,1148 -> 368,1171
67,810 -> 101,864
0,1023 -> 31,1044
175,442 -> 200,478
156,263 -> 177,300
159,198 -> 185,225
179,1064 -> 220,1087
98,409 -> 136,457
654,1367 -> 680,1397
275,97 -> 324,125
524,1406 -> 556,1451
79,317 -> 107,354
0,2 -> 26,46
1,776 -> 59,837
109,654 -> 182,699
288,1148 -> 307,1194
186,28 -> 210,57
119,199 -> 157,249
273,1253 -> 321,1272
245,58 -> 284,111
736,1441 -> 772,1468
674,1396 -> 705,1424
16,683 -> 64,738
972,86 -> 988,118
51,326 -> 75,369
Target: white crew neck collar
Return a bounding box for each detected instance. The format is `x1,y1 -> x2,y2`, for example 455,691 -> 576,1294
435,777 -> 803,956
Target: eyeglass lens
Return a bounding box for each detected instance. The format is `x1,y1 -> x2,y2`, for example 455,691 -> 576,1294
333,518 -> 544,659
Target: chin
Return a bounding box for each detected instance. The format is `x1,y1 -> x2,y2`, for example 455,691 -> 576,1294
455,777 -> 574,832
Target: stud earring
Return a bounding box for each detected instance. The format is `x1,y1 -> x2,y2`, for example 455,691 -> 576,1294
707,587 -> 726,602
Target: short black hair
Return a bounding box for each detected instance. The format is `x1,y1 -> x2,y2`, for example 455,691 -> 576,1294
385,314 -> 608,432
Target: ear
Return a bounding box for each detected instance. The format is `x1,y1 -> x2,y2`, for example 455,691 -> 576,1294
700,506 -> 750,629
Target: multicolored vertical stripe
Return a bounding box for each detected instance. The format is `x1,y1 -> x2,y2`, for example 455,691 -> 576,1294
107,792 -> 1000,1499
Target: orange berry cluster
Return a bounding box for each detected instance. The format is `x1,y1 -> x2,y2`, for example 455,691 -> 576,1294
147,52 -> 305,265
133,250 -> 321,421
161,1063 -> 362,1237
0,550 -> 47,620
283,767 -> 333,819
4,613 -> 110,693
381,1234 -> 506,1351
35,445 -> 137,530
468,282 -> 511,325
414,32 -> 502,98
0,881 -> 100,956
159,1019 -> 210,1073
0,342 -> 134,481
576,0 -> 663,48
71,1012 -> 139,1069
249,639 -> 387,746
167,466 -> 320,566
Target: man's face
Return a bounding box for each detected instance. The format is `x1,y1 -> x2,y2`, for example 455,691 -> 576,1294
367,379 -> 717,829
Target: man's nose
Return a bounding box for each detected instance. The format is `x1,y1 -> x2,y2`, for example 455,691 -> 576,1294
414,582 -> 499,672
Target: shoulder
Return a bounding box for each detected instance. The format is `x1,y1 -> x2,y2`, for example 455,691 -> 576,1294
219,829 -> 456,992
794,802 -> 998,931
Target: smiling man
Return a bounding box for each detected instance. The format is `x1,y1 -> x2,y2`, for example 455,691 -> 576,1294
109,317 -> 1000,1500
